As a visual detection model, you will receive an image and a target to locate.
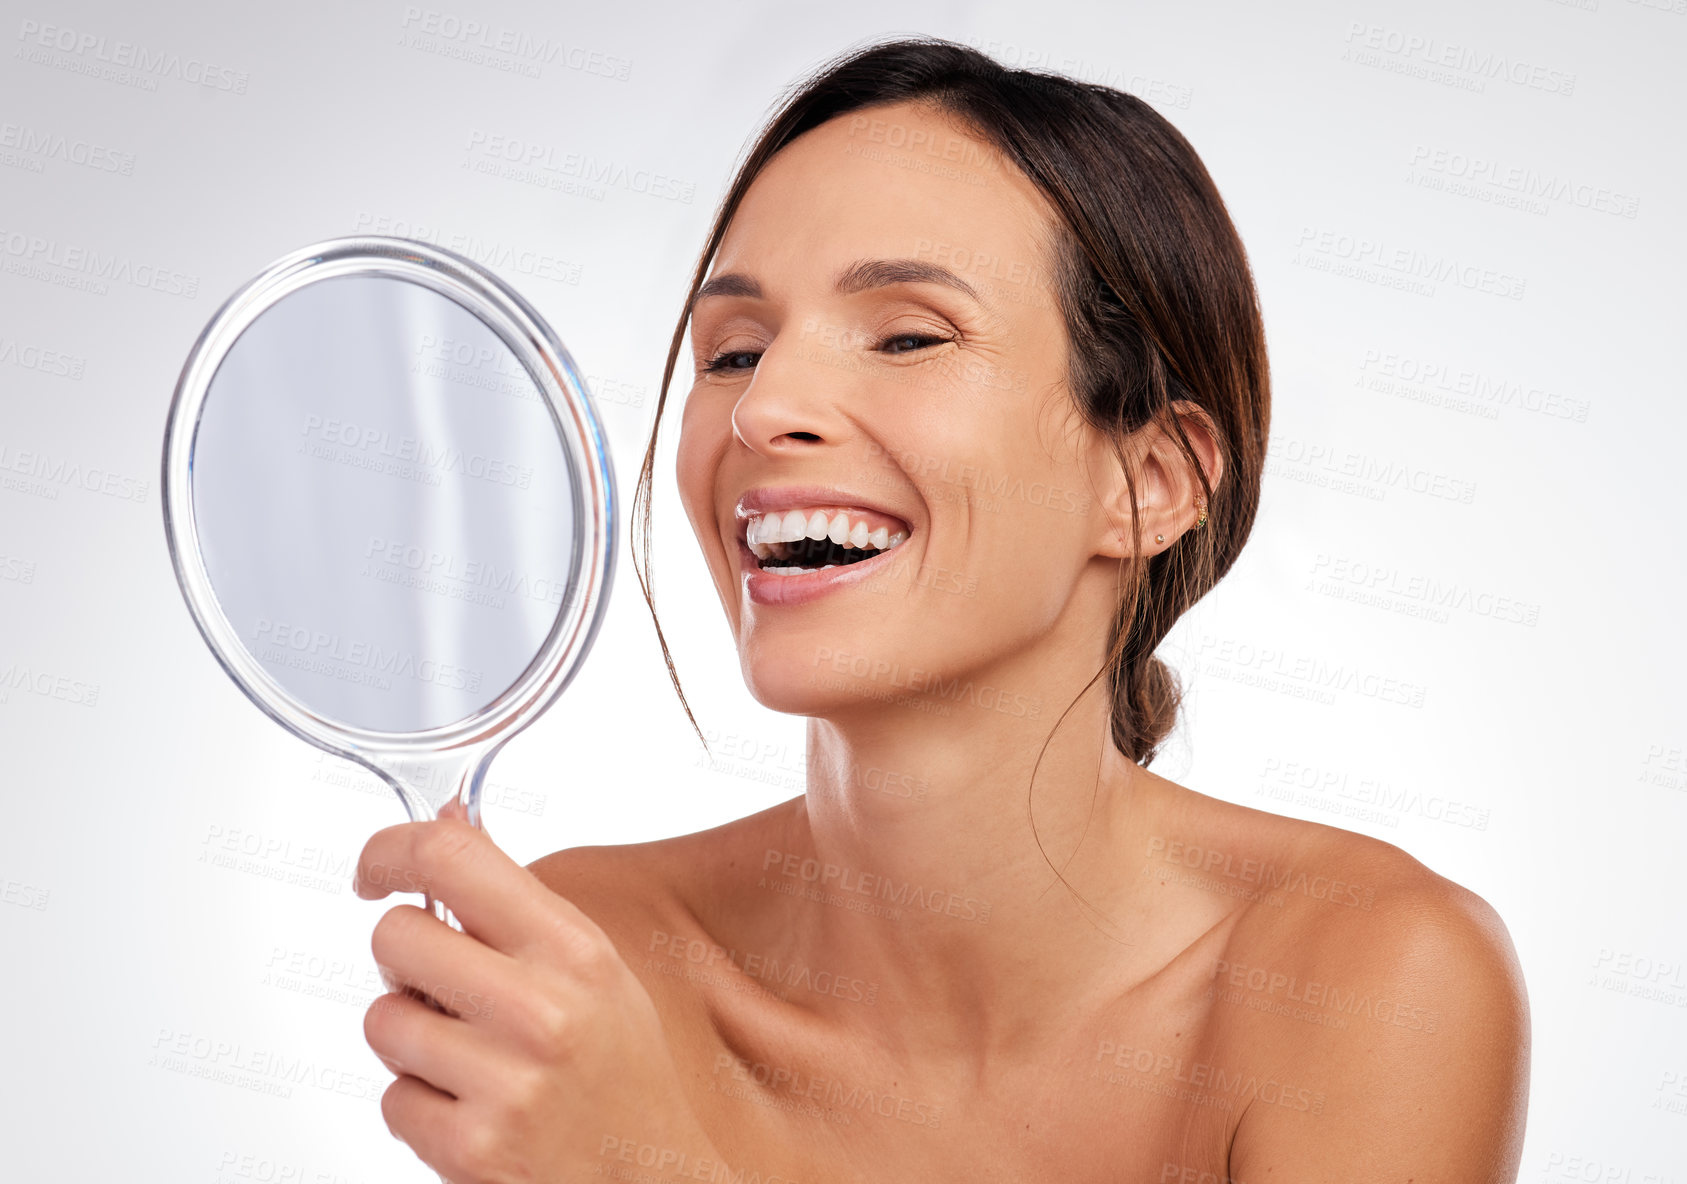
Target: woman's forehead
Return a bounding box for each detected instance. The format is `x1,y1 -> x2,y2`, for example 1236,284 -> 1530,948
716,104 -> 1058,286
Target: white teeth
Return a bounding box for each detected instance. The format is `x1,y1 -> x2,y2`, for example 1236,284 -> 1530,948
746,508 -> 910,549
766,563 -> 838,577
743,506 -> 912,575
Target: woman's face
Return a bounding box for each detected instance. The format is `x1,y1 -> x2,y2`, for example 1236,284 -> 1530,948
676,99 -> 1124,719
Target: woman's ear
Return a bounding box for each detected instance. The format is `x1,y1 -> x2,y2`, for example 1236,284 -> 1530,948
1087,400 -> 1224,561
1165,398 -> 1225,516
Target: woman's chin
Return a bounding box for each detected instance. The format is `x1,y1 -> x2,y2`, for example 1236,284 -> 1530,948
738,648 -> 892,720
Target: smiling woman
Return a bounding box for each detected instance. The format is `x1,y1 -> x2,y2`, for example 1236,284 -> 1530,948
359,33 -> 1530,1184
650,56 -> 1271,775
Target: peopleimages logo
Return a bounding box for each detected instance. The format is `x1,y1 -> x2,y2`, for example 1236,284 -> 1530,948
0,443 -> 148,503
0,334 -> 86,379
463,130 -> 695,204
1092,1039 -> 1326,1114
810,646 -> 1043,720
1145,835 -> 1376,910
1293,226 -> 1524,301
0,658 -> 100,707
1356,348 -> 1591,423
861,441 -> 1090,515
148,1028 -> 381,1102
0,120 -> 136,175
299,414 -> 533,488
1341,22 -> 1576,97
398,7 -> 631,81
0,228 -> 199,298
1407,145 -> 1638,220
362,535 -> 570,608
1266,433 -> 1478,505
760,848 -> 991,924
251,618 -> 483,695
711,1052 -> 945,1129
647,929 -> 880,1005
15,19 -> 250,93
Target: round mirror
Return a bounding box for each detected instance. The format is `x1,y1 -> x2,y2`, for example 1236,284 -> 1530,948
162,236 -> 615,843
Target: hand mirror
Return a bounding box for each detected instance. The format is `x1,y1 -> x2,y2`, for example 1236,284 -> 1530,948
161,236 -> 616,926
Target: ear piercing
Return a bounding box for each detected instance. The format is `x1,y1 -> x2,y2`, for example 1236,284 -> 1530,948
1159,497 -> 1210,546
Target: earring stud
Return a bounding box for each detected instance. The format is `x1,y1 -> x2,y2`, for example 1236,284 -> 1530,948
1155,533 -> 1165,544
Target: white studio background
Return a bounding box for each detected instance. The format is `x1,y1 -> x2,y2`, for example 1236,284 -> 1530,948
1,0 -> 1682,1180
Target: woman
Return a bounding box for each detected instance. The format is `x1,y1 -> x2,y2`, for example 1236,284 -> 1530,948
354,36 -> 1530,1183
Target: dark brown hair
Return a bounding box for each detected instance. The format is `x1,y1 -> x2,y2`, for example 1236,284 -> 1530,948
631,35 -> 1269,768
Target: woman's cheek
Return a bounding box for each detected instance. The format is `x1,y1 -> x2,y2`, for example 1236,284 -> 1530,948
674,397 -> 715,526
673,398 -> 742,600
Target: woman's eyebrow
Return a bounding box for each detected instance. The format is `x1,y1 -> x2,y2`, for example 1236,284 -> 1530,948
691,257 -> 985,314
835,257 -> 983,304
692,272 -> 762,307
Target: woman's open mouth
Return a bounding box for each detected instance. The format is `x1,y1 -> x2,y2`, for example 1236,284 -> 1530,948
736,506 -> 913,605
743,507 -> 910,574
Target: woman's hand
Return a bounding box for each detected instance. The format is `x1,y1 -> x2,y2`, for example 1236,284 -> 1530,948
354,812 -> 722,1182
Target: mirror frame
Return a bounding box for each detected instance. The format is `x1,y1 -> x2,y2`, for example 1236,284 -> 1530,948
161,236 -> 616,814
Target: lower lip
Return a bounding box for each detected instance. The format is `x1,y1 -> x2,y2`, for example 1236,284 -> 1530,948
739,537 -> 909,607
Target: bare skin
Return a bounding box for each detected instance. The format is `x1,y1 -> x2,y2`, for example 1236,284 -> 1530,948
361,99 -> 1529,1183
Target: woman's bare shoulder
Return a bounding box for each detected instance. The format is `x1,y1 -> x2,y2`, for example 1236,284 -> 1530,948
1191,786 -> 1522,974
1154,773 -> 1511,927
1171,783 -> 1531,1176
1163,778 -> 1526,1024
525,795 -> 802,938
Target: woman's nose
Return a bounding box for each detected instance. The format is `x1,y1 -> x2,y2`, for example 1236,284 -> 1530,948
729,338 -> 848,455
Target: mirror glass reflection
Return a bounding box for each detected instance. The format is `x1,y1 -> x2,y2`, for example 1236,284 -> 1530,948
191,273 -> 578,733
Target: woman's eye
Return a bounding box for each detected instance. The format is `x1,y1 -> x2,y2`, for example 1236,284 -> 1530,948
702,332 -> 950,373
702,349 -> 761,373
880,333 -> 950,354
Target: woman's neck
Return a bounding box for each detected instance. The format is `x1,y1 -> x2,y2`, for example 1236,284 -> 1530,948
782,683 -> 1181,1065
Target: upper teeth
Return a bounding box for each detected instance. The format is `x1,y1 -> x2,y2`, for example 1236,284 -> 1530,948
745,508 -> 907,558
